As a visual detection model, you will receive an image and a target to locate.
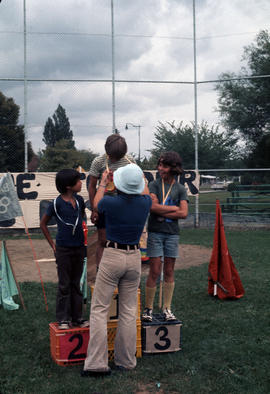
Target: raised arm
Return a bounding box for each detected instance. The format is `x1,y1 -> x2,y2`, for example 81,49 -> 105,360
93,170 -> 110,211
88,175 -> 99,223
141,177 -> 150,195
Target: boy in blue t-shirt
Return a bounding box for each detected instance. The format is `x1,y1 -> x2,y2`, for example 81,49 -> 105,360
40,169 -> 89,330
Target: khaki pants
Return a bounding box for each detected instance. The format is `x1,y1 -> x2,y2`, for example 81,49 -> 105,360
84,247 -> 141,371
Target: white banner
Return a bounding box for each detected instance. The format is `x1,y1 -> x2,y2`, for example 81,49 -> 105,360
0,170 -> 199,229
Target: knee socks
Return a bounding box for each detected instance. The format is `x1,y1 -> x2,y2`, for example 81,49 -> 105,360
163,281 -> 175,310
145,286 -> 156,309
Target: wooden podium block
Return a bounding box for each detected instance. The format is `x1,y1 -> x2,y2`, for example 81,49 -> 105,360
142,313 -> 182,354
107,320 -> 142,361
49,320 -> 142,366
49,323 -> 89,366
90,286 -> 141,321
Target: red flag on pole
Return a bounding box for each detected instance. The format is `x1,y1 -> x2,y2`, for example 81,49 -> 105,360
208,200 -> 244,300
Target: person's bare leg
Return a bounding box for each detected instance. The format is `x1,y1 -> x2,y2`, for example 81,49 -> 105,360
146,257 -> 162,287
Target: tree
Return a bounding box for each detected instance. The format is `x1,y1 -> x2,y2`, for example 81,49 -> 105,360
75,149 -> 98,171
216,30 -> 270,152
149,121 -> 241,169
43,104 -> 75,148
0,91 -> 34,172
247,134 -> 270,169
39,140 -> 97,172
139,155 -> 158,170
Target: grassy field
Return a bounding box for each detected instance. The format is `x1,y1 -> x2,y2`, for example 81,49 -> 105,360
1,229 -> 269,393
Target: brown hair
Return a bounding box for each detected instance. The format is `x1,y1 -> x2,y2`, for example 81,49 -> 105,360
158,151 -> 183,175
105,134 -> 127,160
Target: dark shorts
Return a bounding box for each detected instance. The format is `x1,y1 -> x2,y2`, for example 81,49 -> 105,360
96,212 -> 106,229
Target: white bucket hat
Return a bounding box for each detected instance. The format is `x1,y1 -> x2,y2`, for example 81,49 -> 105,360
113,164 -> 145,195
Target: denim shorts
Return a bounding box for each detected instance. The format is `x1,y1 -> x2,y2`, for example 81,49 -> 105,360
147,232 -> 179,258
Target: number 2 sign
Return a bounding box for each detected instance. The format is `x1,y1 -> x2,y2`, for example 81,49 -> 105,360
50,323 -> 89,365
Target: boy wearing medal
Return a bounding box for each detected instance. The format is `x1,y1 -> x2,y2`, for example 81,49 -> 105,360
142,152 -> 188,322
40,169 -> 89,329
88,134 -> 135,267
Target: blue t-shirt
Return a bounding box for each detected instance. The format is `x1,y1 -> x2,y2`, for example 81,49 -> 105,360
46,194 -> 85,247
98,193 -> 152,244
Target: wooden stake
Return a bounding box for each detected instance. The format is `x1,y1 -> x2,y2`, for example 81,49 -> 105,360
158,262 -> 164,310
158,279 -> 163,309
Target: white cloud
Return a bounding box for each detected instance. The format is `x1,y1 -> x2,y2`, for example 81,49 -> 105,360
0,0 -> 269,162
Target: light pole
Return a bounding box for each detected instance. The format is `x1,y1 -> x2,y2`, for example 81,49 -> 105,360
125,123 -> 141,162
111,0 -> 117,134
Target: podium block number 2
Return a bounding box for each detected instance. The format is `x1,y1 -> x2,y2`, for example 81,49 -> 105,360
58,331 -> 89,361
68,333 -> 87,360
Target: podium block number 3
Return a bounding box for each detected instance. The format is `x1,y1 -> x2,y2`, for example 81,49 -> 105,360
144,323 -> 181,353
154,326 -> 171,351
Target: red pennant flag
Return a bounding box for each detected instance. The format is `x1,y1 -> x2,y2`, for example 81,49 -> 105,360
208,200 -> 244,299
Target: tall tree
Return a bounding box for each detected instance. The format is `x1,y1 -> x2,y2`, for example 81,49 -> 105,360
43,104 -> 75,148
139,155 -> 159,170
39,140 -> 97,172
150,121 -> 241,169
39,140 -> 79,171
75,149 -> 98,171
216,30 -> 270,152
0,91 -> 33,172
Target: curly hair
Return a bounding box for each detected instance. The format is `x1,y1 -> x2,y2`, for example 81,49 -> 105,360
158,151 -> 183,175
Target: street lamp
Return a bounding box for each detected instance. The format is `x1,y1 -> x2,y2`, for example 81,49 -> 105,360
125,123 -> 141,162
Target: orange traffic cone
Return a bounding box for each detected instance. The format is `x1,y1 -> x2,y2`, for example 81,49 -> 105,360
208,200 -> 244,299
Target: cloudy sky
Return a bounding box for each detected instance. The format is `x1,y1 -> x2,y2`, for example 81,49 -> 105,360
0,0 -> 269,162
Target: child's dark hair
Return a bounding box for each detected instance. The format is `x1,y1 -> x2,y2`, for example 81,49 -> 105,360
105,134 -> 127,161
55,169 -> 81,194
158,151 -> 183,175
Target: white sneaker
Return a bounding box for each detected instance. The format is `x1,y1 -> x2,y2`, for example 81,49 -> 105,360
163,308 -> 176,321
141,308 -> 153,322
58,321 -> 70,330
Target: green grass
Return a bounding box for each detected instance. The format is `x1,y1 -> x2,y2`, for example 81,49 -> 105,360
1,229 -> 270,393
188,191 -> 231,214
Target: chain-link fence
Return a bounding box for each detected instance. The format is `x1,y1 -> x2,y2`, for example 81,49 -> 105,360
183,169 -> 270,229
1,2 -> 269,229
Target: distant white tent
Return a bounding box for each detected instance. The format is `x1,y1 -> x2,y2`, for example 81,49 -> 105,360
200,175 -> 216,179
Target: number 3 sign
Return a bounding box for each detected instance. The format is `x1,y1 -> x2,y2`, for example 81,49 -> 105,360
142,316 -> 182,354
